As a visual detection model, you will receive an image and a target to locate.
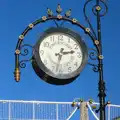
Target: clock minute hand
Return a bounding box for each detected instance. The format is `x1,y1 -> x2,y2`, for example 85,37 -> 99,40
55,48 -> 64,72
62,50 -> 75,55
56,54 -> 62,72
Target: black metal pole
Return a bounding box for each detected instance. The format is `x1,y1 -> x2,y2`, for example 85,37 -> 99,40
96,0 -> 106,120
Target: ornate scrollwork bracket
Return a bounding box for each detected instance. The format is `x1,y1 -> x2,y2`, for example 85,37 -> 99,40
14,3 -> 98,82
14,1 -> 107,99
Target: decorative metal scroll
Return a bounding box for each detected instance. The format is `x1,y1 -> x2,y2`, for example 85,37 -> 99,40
83,0 -> 108,73
20,44 -> 33,56
19,44 -> 33,68
88,48 -> 99,72
83,0 -> 108,39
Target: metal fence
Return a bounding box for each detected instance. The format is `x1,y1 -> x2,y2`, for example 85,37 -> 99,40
107,104 -> 120,120
0,100 -> 78,120
0,100 -> 119,120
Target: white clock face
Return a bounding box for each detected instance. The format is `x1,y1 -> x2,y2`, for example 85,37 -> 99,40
39,33 -> 83,79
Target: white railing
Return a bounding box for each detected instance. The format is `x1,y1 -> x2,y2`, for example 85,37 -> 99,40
107,104 -> 120,120
0,100 -> 119,120
0,100 -> 78,120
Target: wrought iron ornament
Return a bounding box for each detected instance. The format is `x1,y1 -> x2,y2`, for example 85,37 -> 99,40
14,1 -> 108,120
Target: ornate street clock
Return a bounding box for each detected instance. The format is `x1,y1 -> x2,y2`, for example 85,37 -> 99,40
32,27 -> 88,85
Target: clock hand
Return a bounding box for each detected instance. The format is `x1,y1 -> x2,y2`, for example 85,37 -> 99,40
55,48 -> 64,72
55,48 -> 64,56
62,50 -> 75,55
56,54 -> 62,72
60,48 -> 64,53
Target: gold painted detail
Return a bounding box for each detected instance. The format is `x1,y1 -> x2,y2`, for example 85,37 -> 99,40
85,28 -> 90,33
99,55 -> 104,59
14,68 -> 20,82
15,49 -> 20,55
72,18 -> 77,23
57,14 -> 62,19
94,40 -> 99,45
19,35 -> 24,40
42,16 -> 47,21
29,23 -> 34,28
96,6 -> 101,11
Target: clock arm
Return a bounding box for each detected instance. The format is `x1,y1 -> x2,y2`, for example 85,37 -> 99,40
56,54 -> 62,72
62,50 -> 75,55
55,48 -> 64,56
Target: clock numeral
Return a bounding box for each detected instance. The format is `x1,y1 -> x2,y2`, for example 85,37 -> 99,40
68,37 -> 70,43
74,62 -> 78,67
44,42 -> 49,47
77,52 -> 82,58
40,50 -> 44,56
58,35 -> 63,41
74,44 -> 79,49
68,67 -> 72,72
66,62 -> 70,66
59,69 -> 63,73
43,60 -> 47,65
52,66 -> 55,71
58,64 -> 63,73
50,36 -> 54,42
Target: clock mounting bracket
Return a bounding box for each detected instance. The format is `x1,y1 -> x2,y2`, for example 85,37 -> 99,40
14,3 -> 107,81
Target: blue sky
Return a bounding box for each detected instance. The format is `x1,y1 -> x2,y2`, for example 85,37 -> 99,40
0,0 -> 120,105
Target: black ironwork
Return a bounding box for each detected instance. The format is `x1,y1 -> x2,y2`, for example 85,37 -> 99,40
88,48 -> 99,72
20,44 -> 33,56
19,59 -> 31,68
88,48 -> 98,60
14,1 -> 108,119
19,44 -> 33,68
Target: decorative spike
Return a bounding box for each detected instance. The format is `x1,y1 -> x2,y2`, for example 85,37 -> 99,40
65,9 -> 72,17
47,8 -> 53,16
56,4 -> 62,14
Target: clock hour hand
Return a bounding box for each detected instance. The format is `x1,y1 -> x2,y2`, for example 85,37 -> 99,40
55,48 -> 64,56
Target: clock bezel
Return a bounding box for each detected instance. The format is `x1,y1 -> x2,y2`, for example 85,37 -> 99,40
32,27 -> 88,85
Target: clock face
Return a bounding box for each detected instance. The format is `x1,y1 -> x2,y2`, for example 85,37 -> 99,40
32,27 -> 88,85
39,33 -> 82,79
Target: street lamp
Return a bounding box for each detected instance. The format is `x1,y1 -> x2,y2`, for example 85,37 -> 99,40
14,0 -> 108,120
